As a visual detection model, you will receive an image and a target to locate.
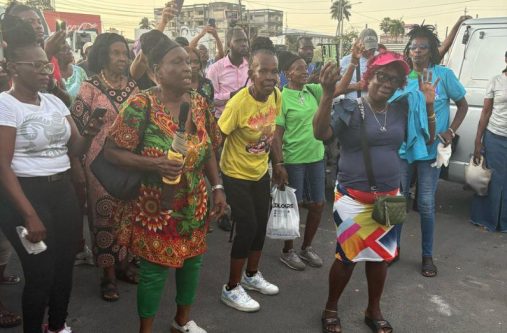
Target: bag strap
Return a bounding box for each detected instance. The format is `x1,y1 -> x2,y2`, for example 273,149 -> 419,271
357,97 -> 377,192
355,65 -> 362,98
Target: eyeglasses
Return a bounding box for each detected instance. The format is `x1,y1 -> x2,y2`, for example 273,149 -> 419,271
15,61 -> 55,74
409,44 -> 430,51
375,71 -> 403,86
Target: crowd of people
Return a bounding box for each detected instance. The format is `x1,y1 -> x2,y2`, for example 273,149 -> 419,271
0,0 -> 505,332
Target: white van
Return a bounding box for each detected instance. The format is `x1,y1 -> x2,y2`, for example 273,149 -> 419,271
443,17 -> 507,183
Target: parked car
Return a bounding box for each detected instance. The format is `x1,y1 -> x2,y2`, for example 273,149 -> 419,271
444,17 -> 507,183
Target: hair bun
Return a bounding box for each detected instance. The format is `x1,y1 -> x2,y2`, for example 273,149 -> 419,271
250,37 -> 275,54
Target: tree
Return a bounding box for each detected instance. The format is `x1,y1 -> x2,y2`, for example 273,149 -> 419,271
389,18 -> 405,42
139,17 -> 153,30
330,0 -> 352,23
380,17 -> 391,35
335,30 -> 359,56
24,0 -> 54,11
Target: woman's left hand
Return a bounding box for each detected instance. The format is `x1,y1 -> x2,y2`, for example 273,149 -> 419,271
418,69 -> 441,104
210,189 -> 227,219
83,116 -> 105,137
319,61 -> 341,95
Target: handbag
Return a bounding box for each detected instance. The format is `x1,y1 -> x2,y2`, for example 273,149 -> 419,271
90,93 -> 151,201
357,97 -> 407,227
465,155 -> 492,196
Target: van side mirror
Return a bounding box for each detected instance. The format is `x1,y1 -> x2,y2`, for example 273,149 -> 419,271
462,26 -> 471,44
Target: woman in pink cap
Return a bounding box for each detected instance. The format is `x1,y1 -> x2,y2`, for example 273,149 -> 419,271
313,51 -> 438,333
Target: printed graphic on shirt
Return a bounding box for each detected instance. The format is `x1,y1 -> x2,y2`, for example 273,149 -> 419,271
18,112 -> 69,157
245,104 -> 278,154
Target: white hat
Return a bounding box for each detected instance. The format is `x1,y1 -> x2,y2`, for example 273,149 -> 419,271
359,28 -> 378,51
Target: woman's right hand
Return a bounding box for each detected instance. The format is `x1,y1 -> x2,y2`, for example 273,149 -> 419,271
25,215 -> 47,243
153,156 -> 184,179
473,142 -> 484,165
319,61 -> 340,95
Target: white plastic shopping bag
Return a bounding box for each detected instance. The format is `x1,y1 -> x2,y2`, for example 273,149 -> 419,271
266,186 -> 300,240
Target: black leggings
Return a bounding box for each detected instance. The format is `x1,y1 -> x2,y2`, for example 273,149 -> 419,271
223,173 -> 271,259
0,173 -> 81,333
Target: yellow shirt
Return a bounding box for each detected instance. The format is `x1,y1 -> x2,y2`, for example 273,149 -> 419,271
218,87 -> 282,181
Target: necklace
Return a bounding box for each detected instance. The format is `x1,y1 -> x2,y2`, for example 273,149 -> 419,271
364,98 -> 389,133
298,91 -> 305,105
100,71 -> 124,90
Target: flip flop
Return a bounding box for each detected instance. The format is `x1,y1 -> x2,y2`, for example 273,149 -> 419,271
0,275 -> 21,285
321,310 -> 342,333
0,310 -> 22,328
364,316 -> 393,333
421,256 -> 437,277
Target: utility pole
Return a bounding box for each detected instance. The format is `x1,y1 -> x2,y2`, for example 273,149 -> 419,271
464,7 -> 468,16
338,0 -> 344,60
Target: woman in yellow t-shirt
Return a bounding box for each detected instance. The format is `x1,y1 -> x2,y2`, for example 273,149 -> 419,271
218,37 -> 282,312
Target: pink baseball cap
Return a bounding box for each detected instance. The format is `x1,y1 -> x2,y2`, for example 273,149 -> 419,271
370,51 -> 410,76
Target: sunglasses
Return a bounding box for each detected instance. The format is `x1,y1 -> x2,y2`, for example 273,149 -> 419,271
409,44 -> 430,51
15,61 -> 55,75
375,71 -> 403,86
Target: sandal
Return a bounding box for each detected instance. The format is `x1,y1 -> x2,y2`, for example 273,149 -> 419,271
421,256 -> 437,277
321,309 -> 342,333
0,275 -> 21,285
100,279 -> 119,302
116,264 -> 139,285
364,316 -> 393,333
0,309 -> 22,328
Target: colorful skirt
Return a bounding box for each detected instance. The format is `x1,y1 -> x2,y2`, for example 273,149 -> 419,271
333,185 -> 397,263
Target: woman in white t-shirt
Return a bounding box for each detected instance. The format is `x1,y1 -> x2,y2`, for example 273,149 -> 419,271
471,51 -> 507,233
0,17 -> 102,333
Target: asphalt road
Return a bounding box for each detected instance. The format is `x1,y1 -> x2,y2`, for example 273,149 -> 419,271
1,180 -> 506,333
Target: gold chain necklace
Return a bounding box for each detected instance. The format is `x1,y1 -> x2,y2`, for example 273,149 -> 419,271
100,71 -> 124,90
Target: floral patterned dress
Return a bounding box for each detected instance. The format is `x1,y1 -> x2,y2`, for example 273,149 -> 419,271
109,89 -> 220,267
71,76 -> 138,268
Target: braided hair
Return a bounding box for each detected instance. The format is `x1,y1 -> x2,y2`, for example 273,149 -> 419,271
404,24 -> 441,68
1,14 -> 39,62
249,36 -> 276,65
277,50 -> 302,73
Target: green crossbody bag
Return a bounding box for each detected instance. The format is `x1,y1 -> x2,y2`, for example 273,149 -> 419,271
357,97 -> 407,227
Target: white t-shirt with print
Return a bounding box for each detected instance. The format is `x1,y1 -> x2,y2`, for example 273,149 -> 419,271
0,92 -> 71,177
486,74 -> 507,137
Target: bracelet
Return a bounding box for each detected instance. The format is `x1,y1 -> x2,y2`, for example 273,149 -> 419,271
448,127 -> 456,138
427,113 -> 436,120
273,161 -> 284,166
211,184 -> 224,192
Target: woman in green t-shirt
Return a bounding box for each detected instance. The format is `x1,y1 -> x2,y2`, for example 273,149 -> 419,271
272,47 -> 363,271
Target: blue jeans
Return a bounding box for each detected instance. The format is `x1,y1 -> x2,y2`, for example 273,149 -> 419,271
395,159 -> 441,257
285,160 -> 326,204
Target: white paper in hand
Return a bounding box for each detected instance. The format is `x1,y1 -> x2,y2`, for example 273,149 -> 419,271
266,186 -> 300,240
16,226 -> 47,255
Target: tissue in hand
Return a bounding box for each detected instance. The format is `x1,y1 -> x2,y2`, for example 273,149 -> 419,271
16,226 -> 47,255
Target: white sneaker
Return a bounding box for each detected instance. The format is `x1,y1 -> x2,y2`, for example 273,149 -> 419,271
241,271 -> 279,295
171,320 -> 207,333
46,323 -> 72,333
220,284 -> 260,312
74,245 -> 94,266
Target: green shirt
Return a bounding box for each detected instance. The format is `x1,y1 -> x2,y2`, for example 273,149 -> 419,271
276,83 -> 325,164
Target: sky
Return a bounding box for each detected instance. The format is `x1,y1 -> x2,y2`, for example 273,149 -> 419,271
2,0 -> 506,38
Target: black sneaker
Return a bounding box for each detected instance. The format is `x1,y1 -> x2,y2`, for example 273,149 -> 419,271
217,215 -> 232,231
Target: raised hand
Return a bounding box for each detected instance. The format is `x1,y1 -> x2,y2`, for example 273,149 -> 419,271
319,61 -> 341,94
418,69 -> 440,104
351,40 -> 365,62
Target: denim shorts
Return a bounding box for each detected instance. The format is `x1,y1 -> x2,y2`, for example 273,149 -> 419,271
285,160 -> 325,203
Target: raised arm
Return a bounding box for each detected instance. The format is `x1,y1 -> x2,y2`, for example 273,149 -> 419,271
157,2 -> 177,32
333,41 -> 363,97
438,15 -> 471,59
313,62 -> 341,141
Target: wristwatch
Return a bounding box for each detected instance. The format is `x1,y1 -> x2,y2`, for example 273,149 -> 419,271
211,184 -> 225,192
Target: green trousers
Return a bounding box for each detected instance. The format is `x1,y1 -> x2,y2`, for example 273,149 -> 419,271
137,255 -> 203,318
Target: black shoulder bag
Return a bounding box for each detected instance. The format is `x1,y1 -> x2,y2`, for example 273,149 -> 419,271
357,97 -> 406,227
90,94 -> 151,201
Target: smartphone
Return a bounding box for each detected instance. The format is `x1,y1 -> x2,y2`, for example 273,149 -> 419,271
208,18 -> 216,28
0,27 -> 4,62
174,0 -> 184,15
55,20 -> 66,32
80,107 -> 106,135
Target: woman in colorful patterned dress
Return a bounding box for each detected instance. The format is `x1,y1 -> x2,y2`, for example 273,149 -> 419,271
70,33 -> 139,301
104,38 -> 225,333
313,52 -> 437,333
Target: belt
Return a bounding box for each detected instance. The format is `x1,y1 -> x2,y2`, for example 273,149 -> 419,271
19,171 -> 69,183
